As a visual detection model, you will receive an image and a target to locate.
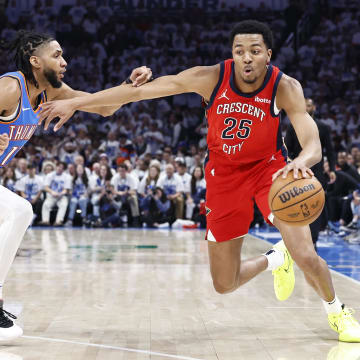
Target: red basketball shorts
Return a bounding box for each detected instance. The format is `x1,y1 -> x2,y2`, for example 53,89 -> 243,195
204,150 -> 287,242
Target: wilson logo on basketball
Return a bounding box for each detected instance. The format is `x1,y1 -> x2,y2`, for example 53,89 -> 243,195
278,184 -> 316,203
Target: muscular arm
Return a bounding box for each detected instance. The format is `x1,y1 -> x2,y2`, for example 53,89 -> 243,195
39,65 -> 220,130
276,75 -> 322,172
72,65 -> 218,107
46,82 -> 120,117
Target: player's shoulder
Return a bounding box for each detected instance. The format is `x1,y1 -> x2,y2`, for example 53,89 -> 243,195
276,73 -> 304,110
0,76 -> 21,102
277,73 -> 302,95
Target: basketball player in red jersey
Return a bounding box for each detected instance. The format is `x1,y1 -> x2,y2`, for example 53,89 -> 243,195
40,20 -> 360,342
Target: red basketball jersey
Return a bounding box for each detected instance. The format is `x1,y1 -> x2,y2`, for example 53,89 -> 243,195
205,59 -> 286,165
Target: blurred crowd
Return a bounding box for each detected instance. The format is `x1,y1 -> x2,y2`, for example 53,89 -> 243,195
0,0 -> 360,235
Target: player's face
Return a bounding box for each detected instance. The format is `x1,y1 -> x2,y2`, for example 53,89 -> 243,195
232,34 -> 271,85
40,41 -> 67,88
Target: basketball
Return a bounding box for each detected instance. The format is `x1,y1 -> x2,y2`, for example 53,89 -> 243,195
268,170 -> 325,226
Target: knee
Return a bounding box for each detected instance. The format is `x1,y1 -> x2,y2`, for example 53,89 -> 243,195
13,197 -> 33,224
294,251 -> 321,274
212,275 -> 238,294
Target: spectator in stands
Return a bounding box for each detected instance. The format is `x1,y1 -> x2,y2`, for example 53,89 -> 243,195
142,187 -> 175,228
111,163 -> 140,226
16,164 -> 44,225
66,164 -> 89,227
98,131 -> 119,163
41,161 -> 56,179
89,164 -> 112,222
138,164 -> 161,216
186,166 -> 206,222
41,162 -> 72,226
2,167 -> 17,192
325,160 -> 359,228
337,151 -> 360,182
15,158 -> 28,180
157,163 -> 184,219
98,183 -> 122,228
98,153 -> 116,175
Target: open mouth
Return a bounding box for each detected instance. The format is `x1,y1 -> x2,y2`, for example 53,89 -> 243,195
244,68 -> 253,76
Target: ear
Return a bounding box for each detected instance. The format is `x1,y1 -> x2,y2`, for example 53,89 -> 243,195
267,49 -> 272,64
29,55 -> 41,69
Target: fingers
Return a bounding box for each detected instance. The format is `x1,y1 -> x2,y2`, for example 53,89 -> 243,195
38,102 -> 53,124
272,168 -> 283,182
131,66 -> 152,87
54,116 -> 69,132
272,164 -> 314,182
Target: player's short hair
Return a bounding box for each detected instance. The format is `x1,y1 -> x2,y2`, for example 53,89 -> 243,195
229,20 -> 273,49
1,30 -> 54,88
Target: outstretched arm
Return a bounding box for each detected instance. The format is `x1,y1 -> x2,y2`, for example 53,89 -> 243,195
273,74 -> 322,180
39,65 -> 219,131
45,66 -> 152,117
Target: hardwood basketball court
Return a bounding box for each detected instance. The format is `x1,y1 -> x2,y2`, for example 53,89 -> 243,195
1,228 -> 360,360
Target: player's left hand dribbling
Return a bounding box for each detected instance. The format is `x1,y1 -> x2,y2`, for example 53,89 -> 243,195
130,66 -> 153,87
0,133 -> 9,155
272,159 -> 314,181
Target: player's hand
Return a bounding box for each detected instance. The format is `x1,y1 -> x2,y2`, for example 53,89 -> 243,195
129,66 -> 153,87
328,171 -> 336,184
0,133 -> 9,155
272,159 -> 314,181
39,99 -> 76,132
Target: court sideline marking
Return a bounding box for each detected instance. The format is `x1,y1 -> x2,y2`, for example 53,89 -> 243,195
22,335 -> 205,360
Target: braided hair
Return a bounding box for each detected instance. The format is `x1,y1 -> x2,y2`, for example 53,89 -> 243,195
1,30 -> 54,88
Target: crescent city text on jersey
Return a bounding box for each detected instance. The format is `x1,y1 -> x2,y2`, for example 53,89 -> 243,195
216,101 -> 266,120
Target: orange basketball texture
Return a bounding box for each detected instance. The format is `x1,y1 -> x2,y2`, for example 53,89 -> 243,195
268,170 -> 325,226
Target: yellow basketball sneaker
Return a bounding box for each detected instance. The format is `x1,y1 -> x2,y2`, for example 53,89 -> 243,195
272,240 -> 295,301
328,306 -> 360,342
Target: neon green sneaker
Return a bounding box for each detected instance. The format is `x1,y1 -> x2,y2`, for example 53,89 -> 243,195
328,306 -> 360,342
272,240 -> 295,301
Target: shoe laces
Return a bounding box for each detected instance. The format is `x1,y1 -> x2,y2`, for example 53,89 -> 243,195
337,308 -> 359,332
0,308 -> 16,327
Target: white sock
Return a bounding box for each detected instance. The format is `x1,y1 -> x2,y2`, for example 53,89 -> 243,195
263,248 -> 284,271
0,285 -> 2,299
323,295 -> 343,314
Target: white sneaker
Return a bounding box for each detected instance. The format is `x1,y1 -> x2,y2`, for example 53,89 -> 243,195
0,308 -> 23,341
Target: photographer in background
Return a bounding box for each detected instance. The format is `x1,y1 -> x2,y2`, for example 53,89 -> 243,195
142,187 -> 175,228
98,183 -> 122,228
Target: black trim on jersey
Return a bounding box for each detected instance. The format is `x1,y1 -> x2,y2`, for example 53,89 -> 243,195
270,71 -> 283,118
0,75 -> 22,123
276,117 -> 288,161
43,90 -> 47,102
205,61 -> 225,110
230,63 -> 273,98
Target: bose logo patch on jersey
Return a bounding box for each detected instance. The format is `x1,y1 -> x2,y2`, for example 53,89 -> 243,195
218,89 -> 230,101
255,96 -> 271,104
